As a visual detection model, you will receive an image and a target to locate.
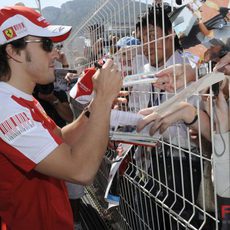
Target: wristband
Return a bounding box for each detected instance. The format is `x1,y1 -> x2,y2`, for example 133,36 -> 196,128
83,107 -> 90,118
184,108 -> 198,126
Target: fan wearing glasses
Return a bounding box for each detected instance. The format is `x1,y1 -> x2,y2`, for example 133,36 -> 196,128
0,6 -> 122,230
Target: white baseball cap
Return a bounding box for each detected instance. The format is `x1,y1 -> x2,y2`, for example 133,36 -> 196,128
0,5 -> 72,45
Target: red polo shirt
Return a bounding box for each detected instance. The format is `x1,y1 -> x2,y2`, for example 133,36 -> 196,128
0,82 -> 73,229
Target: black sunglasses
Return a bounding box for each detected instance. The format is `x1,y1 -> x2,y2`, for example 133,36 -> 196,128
24,37 -> 54,52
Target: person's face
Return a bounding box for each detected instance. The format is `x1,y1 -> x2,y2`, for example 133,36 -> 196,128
120,48 -> 134,77
114,48 -> 134,78
141,24 -> 173,67
22,36 -> 58,85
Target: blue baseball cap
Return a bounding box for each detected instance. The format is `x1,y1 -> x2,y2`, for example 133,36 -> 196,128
116,36 -> 140,48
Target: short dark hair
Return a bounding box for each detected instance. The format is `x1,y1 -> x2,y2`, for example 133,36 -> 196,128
0,38 -> 27,81
136,4 -> 182,51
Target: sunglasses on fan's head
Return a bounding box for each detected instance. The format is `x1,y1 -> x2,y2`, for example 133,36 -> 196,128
24,37 -> 54,52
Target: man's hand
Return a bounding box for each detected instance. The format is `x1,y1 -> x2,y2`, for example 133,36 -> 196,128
64,72 -> 78,85
215,91 -> 229,133
214,52 -> 230,75
55,48 -> 69,66
154,64 -> 196,92
203,45 -> 223,63
93,59 -> 122,104
137,103 -> 196,135
112,91 -> 129,109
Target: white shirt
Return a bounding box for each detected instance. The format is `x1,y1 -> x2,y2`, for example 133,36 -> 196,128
129,50 -> 199,149
0,82 -> 60,168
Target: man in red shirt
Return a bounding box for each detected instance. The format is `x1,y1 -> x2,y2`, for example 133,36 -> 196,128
0,5 -> 122,229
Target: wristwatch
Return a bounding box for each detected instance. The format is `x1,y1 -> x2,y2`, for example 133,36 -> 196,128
184,107 -> 198,126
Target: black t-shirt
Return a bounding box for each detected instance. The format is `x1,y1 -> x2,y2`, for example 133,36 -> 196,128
34,90 -> 69,128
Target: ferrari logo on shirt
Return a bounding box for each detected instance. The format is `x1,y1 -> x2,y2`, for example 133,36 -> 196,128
3,27 -> 17,40
0,112 -> 35,142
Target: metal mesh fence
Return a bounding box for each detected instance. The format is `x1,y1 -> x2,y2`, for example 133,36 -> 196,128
64,0 -> 230,229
